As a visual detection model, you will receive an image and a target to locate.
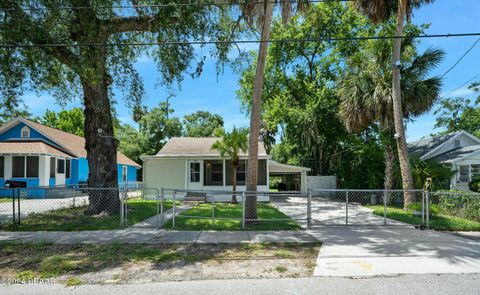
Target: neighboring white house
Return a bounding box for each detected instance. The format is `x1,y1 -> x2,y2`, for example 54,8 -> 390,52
408,130 -> 480,191
142,137 -> 311,197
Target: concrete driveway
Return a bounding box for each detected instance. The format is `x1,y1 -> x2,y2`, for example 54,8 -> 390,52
309,226 -> 480,276
271,196 -> 404,227
271,196 -> 480,277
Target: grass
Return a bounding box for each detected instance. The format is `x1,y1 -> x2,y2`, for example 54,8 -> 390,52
0,242 -> 321,284
0,198 -> 12,203
0,199 -> 174,231
368,205 -> 480,231
163,202 -> 301,231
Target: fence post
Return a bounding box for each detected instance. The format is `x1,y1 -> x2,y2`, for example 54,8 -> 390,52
159,188 -> 164,229
426,190 -> 430,229
120,188 -> 124,227
307,190 -> 312,230
211,193 -> 215,226
172,191 -> 176,229
12,189 -> 16,224
242,192 -> 246,229
383,190 -> 387,226
345,190 -> 349,225
421,190 -> 425,227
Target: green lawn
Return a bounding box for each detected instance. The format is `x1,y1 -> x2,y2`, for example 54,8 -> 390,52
163,202 -> 301,231
0,198 -> 12,203
0,199 -> 174,231
368,205 -> 480,231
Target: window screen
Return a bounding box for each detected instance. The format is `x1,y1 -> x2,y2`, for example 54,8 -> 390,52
12,156 -> 25,178
50,157 -> 56,178
225,160 -> 246,185
204,160 -> 223,186
459,165 -> 469,182
26,156 -> 39,178
66,159 -> 71,179
57,159 -> 65,174
190,162 -> 200,182
257,160 -> 267,185
0,156 -> 4,178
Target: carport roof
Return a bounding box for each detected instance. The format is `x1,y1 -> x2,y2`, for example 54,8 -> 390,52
269,160 -> 311,173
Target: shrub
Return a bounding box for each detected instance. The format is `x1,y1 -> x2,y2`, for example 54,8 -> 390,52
432,191 -> 480,222
469,177 -> 480,192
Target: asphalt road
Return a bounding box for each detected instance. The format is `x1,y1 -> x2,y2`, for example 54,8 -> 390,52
2,274 -> 479,295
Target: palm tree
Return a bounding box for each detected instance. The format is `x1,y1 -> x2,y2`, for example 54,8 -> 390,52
352,0 -> 436,204
212,127 -> 249,203
338,33 -> 443,205
241,0 -> 310,220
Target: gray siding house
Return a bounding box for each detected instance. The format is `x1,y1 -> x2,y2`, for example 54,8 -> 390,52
408,130 -> 480,191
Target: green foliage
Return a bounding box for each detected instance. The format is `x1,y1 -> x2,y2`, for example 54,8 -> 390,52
182,110 -> 224,137
434,96 -> 480,137
236,3 -> 371,177
410,157 -> 454,190
433,191 -> 480,222
36,108 -> 85,136
469,176 -> 480,193
211,127 -> 249,161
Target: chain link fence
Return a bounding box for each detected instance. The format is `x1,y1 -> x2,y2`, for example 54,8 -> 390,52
2,185 -> 478,231
310,189 -> 425,227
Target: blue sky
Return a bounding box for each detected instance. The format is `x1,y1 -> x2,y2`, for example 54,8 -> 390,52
22,0 -> 480,142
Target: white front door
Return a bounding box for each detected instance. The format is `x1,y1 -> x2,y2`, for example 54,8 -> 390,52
187,160 -> 202,190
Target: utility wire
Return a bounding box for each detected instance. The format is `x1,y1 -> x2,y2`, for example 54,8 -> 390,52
441,37 -> 480,79
2,0 -> 355,12
1,32 -> 480,48
440,72 -> 480,99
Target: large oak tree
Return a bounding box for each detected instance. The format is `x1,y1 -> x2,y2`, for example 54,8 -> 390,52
0,1 -> 230,214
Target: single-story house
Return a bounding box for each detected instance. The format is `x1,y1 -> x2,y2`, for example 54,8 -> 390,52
142,137 -> 310,198
408,130 -> 480,191
0,117 -> 140,197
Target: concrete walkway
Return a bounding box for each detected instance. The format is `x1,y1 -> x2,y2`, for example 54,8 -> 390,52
309,226 -> 480,277
0,229 -> 319,244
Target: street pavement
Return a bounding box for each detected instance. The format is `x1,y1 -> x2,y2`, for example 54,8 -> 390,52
1,273 -> 479,295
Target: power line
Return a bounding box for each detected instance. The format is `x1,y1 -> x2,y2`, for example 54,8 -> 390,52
440,72 -> 480,99
2,0 -> 355,12
1,32 -> 480,48
441,37 -> 480,79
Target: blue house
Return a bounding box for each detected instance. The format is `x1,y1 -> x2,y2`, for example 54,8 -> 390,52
0,117 -> 140,197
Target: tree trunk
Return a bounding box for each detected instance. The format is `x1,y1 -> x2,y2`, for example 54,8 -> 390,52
245,2 -> 274,221
383,141 -> 395,191
82,78 -> 120,215
232,164 -> 238,204
392,0 -> 415,209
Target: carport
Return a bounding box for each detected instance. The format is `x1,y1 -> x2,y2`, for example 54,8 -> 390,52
268,160 -> 310,192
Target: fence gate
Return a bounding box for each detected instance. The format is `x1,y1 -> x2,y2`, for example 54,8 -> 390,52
308,189 -> 426,227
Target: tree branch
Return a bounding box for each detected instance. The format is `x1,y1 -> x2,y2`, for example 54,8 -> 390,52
100,14 -> 179,37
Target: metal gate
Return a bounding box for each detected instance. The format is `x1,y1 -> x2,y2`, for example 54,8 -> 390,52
308,189 -> 427,227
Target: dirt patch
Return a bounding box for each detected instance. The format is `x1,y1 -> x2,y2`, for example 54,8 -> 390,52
0,242 -> 320,285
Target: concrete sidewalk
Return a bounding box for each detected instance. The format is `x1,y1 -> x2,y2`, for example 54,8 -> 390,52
0,229 -> 319,244
309,226 -> 480,277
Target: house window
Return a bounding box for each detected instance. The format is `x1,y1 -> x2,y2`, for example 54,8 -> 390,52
190,162 -> 200,182
257,159 -> 267,186
12,156 -> 39,178
66,159 -> 71,179
204,160 -> 223,186
21,126 -> 30,138
0,156 -> 4,178
12,156 -> 25,178
57,159 -> 65,174
471,165 -> 480,178
26,156 -> 39,178
454,140 -> 461,148
459,165 -> 470,182
225,160 -> 246,185
50,157 -> 56,178
122,166 -> 127,182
